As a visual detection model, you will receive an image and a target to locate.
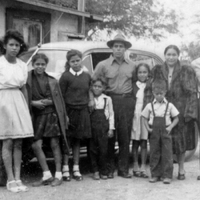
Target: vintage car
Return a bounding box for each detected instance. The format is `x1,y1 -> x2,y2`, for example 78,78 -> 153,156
19,41 -> 198,162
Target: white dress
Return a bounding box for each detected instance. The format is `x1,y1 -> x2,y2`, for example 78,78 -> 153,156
131,81 -> 147,140
0,56 -> 33,139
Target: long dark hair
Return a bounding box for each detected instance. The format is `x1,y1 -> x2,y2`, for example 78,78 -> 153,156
64,49 -> 82,72
0,29 -> 28,56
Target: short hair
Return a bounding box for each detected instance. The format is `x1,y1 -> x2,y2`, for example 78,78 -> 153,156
0,29 -> 28,56
164,45 -> 180,56
65,49 -> 82,71
152,80 -> 167,92
31,53 -> 49,65
92,76 -> 107,87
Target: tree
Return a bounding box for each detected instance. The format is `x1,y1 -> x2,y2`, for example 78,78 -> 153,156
181,42 -> 200,61
85,0 -> 178,41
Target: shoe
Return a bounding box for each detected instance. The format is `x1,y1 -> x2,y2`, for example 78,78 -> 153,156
100,174 -> 107,180
93,172 -> 100,180
118,171 -> 132,178
32,177 -> 54,187
133,171 -> 141,177
140,171 -> 148,178
149,177 -> 159,183
63,171 -> 71,182
163,178 -> 171,184
15,180 -> 29,192
73,171 -> 83,181
177,173 -> 185,180
6,180 -> 20,193
107,173 -> 114,179
51,178 -> 62,187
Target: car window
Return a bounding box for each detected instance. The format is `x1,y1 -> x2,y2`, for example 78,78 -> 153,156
91,52 -> 112,70
128,51 -> 163,69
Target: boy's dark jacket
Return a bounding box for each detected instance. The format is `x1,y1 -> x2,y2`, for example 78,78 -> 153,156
26,70 -> 70,154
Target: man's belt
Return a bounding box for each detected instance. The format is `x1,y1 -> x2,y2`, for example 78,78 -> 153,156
106,92 -> 133,98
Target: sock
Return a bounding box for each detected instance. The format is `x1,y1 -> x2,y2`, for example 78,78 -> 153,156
42,171 -> 52,181
62,165 -> 70,177
55,172 -> 62,180
73,165 -> 79,171
62,165 -> 69,172
73,165 -> 81,176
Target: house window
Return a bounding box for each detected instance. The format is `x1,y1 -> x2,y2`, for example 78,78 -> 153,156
13,18 -> 43,47
6,8 -> 50,48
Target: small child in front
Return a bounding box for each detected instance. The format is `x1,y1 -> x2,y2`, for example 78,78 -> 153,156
90,77 -> 114,180
142,79 -> 179,184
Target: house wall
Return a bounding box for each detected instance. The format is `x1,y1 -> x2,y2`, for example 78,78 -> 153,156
0,0 -> 83,43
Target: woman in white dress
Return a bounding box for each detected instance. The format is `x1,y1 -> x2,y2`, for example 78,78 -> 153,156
0,30 -> 33,192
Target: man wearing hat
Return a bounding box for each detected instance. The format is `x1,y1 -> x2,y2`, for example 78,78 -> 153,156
93,33 -> 135,178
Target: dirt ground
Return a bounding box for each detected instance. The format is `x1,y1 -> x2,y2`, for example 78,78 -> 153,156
1,148 -> 200,200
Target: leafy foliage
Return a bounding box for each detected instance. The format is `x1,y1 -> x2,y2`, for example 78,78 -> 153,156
181,42 -> 200,61
85,0 -> 178,40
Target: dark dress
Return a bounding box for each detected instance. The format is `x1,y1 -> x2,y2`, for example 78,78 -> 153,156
59,70 -> 91,139
151,62 -> 198,154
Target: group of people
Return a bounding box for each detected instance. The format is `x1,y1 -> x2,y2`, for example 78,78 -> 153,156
0,29 -> 198,193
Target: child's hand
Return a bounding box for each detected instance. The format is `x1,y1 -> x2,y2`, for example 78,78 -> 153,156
41,99 -> 53,106
32,100 -> 45,110
166,126 -> 172,134
148,128 -> 153,133
108,130 -> 114,138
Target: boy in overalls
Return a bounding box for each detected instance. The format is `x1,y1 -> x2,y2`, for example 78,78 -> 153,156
90,77 -> 115,180
142,80 -> 179,184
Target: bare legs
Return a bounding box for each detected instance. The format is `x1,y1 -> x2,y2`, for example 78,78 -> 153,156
132,140 -> 147,175
32,137 -> 62,173
2,139 -> 22,182
176,153 -> 185,174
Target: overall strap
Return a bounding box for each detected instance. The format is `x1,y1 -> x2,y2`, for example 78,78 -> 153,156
164,102 -> 169,117
103,98 -> 107,110
151,102 -> 156,117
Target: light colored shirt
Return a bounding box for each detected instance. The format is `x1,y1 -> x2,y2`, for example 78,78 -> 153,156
142,98 -> 179,126
69,68 -> 83,76
94,93 -> 115,130
0,56 -> 28,89
93,55 -> 135,94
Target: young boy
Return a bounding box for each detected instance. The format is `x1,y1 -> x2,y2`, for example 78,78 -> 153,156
90,77 -> 115,180
142,79 -> 179,184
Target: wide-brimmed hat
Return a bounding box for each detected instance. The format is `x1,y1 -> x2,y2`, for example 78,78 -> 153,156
107,33 -> 132,49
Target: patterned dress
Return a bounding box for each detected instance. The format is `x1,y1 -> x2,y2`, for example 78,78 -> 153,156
0,56 -> 33,139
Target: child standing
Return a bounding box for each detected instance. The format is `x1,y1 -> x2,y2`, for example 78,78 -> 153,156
27,53 -> 69,187
59,50 -> 93,181
131,63 -> 152,178
90,77 -> 114,180
142,79 -> 179,184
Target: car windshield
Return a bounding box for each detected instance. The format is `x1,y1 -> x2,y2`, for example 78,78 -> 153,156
20,49 -> 68,79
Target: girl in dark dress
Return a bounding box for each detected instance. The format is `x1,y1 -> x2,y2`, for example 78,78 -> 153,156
27,53 -> 69,187
151,45 -> 198,180
59,50 -> 92,181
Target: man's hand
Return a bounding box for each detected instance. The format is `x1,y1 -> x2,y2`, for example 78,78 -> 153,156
88,100 -> 95,113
